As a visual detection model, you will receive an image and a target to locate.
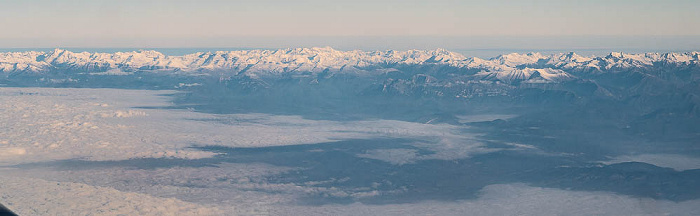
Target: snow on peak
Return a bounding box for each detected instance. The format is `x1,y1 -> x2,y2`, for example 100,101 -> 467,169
608,52 -> 624,59
492,52 -> 547,66
0,48 -> 698,78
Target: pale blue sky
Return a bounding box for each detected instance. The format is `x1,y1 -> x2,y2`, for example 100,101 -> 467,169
1,0 -> 699,49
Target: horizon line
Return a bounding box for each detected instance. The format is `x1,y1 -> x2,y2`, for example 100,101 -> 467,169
1,47 -> 699,58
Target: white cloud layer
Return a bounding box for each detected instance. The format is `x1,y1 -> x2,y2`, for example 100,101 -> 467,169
0,88 -> 215,165
270,184 -> 700,216
4,161 -> 699,215
0,176 -> 223,216
4,87 -> 697,215
0,87 -> 483,166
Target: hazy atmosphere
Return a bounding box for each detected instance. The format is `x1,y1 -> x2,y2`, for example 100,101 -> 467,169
1,0 -> 699,50
1,1 -> 699,216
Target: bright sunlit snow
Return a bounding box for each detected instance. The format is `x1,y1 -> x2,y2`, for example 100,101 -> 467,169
0,48 -> 698,215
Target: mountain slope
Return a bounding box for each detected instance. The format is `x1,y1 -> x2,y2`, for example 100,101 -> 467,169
3,48 -> 697,83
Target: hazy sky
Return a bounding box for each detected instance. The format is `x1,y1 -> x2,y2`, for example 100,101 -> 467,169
1,0 -> 699,49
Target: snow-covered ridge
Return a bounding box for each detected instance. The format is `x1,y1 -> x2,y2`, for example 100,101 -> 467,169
1,47 -> 699,79
0,47 -> 463,74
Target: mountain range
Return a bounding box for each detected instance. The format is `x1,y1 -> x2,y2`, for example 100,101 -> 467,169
1,47 -> 698,156
1,47 -> 698,84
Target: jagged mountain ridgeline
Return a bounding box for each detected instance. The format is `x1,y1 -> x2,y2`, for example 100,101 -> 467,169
1,48 -> 699,213
2,48 -> 697,146
2,47 -> 699,80
1,47 -> 698,110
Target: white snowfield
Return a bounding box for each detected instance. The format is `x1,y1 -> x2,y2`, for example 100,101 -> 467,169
1,48 -> 698,82
0,87 -> 480,166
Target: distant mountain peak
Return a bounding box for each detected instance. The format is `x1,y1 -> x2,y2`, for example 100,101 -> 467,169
1,48 -> 698,82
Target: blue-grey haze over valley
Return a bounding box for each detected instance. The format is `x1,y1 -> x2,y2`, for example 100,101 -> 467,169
0,0 -> 699,215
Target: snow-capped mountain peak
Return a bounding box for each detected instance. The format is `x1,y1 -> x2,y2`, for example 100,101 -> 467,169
1,48 -> 698,84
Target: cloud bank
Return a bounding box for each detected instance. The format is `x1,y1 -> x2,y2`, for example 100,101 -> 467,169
0,87 -> 483,166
